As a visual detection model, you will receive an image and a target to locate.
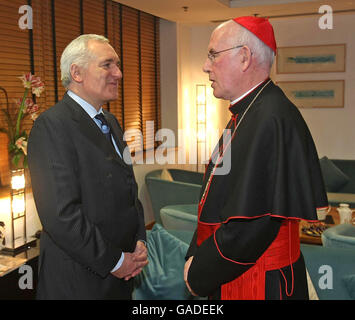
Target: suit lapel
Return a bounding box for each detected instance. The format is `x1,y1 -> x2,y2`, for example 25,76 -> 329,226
62,93 -> 129,169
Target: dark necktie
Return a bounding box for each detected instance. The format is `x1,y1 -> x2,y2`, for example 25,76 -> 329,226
95,113 -> 113,145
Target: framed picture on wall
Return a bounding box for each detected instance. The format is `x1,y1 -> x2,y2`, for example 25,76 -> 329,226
277,80 -> 344,108
276,44 -> 346,74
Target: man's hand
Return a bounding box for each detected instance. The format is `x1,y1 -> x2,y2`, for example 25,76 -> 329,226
133,241 -> 148,262
111,241 -> 148,280
125,241 -> 148,280
184,256 -> 197,296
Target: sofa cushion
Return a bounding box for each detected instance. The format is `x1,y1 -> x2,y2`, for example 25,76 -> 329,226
320,156 -> 350,192
342,274 -> 355,299
133,224 -> 196,300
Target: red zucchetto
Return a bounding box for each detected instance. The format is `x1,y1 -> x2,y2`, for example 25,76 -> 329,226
233,16 -> 277,54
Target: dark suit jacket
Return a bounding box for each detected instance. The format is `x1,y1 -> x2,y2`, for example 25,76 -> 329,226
28,93 -> 146,299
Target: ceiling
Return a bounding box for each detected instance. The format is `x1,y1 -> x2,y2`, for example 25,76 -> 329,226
114,0 -> 355,25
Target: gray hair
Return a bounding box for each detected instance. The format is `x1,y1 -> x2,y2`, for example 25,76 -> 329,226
60,34 -> 109,88
235,24 -> 275,71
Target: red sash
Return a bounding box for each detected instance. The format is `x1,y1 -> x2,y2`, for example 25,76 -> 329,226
197,217 -> 300,300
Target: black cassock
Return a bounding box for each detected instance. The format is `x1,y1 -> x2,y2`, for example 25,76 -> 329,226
186,79 -> 328,300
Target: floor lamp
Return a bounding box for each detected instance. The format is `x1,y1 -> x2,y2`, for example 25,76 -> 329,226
196,84 -> 207,172
2,169 -> 36,255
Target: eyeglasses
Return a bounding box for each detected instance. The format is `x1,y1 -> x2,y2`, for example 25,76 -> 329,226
207,45 -> 244,62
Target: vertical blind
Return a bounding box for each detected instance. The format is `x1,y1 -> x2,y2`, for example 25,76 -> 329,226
0,0 -> 161,186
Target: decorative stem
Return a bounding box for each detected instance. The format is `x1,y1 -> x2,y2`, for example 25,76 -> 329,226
15,87 -> 29,139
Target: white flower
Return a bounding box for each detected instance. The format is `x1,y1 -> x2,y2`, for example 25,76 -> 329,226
15,137 -> 28,156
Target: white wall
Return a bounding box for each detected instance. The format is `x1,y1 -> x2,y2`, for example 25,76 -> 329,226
271,14 -> 355,160
160,19 -> 178,146
177,23 -> 230,169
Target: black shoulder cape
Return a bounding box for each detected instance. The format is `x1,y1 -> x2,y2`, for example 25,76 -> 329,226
199,80 -> 328,224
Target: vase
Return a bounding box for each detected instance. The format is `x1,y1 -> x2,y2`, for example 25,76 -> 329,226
9,151 -> 26,171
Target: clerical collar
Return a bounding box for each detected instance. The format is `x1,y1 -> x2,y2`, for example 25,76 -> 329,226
229,78 -> 270,115
230,81 -> 265,106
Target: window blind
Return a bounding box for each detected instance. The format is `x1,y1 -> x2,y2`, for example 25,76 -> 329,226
0,0 -> 32,185
106,0 -> 123,124
140,12 -> 160,150
121,6 -> 142,152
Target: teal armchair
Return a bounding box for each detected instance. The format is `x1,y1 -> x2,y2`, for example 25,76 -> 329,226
145,169 -> 203,225
301,244 -> 355,300
321,224 -> 355,249
320,157 -> 355,207
160,204 -> 198,232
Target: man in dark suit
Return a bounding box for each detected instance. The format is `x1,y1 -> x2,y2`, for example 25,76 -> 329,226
28,34 -> 148,299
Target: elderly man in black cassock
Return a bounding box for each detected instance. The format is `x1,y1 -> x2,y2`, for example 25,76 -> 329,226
184,16 -> 328,300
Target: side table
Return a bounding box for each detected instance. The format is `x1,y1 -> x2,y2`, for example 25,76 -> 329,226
0,240 -> 39,299
299,207 -> 355,245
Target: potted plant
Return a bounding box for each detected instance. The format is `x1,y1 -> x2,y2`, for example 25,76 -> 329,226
0,73 -> 44,169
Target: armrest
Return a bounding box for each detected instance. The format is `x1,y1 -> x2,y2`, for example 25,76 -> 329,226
146,178 -> 201,224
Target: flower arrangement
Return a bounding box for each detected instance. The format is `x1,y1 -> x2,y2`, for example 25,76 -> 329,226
0,73 -> 44,168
